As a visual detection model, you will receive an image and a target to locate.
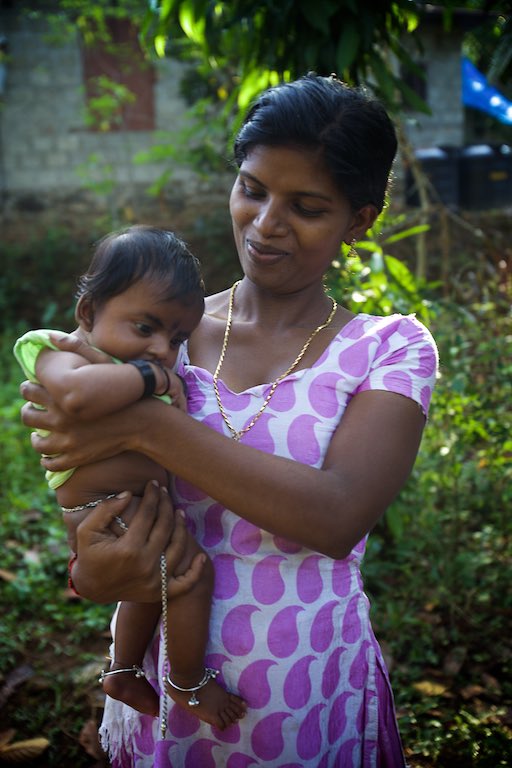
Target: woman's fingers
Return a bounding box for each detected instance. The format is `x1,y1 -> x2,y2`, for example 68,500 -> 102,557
49,333 -> 112,364
128,482 -> 171,543
19,380 -> 51,407
77,492 -> 133,545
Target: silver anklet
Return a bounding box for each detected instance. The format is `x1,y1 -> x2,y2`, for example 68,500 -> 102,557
61,493 -> 117,514
61,495 -> 128,533
99,664 -> 146,683
166,667 -> 219,707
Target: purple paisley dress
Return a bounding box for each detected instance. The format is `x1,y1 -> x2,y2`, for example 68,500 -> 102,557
99,312 -> 437,767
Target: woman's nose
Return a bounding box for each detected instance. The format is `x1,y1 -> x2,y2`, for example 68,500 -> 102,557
254,199 -> 288,236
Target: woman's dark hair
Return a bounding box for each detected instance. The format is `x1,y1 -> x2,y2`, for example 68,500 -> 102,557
76,225 -> 205,306
233,73 -> 398,212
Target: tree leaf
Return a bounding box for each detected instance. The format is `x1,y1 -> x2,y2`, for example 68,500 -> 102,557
299,0 -> 336,36
384,224 -> 430,245
385,255 -> 418,294
336,21 -> 360,74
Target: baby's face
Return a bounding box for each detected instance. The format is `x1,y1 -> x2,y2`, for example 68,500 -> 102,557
86,278 -> 204,368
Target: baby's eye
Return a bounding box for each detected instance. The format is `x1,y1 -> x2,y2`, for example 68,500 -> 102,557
135,323 -> 153,336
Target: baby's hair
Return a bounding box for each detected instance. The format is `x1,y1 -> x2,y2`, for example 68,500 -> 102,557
76,225 -> 205,306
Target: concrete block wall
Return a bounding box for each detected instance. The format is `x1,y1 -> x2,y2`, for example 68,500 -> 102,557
0,7 -> 472,226
402,30 -> 466,150
0,10 -> 201,196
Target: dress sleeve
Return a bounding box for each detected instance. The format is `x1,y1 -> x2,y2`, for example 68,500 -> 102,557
355,315 -> 438,417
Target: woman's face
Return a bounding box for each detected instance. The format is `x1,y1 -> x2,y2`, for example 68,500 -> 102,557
229,144 -> 370,293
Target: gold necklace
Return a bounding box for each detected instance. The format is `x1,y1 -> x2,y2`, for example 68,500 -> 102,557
213,281 -> 338,441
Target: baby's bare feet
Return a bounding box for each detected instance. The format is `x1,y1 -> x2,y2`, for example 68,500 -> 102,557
101,663 -> 159,717
166,669 -> 246,730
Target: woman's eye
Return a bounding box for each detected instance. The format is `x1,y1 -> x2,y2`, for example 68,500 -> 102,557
295,204 -> 325,217
240,180 -> 264,199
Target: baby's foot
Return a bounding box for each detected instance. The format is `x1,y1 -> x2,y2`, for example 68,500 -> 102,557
166,670 -> 246,730
100,662 -> 159,717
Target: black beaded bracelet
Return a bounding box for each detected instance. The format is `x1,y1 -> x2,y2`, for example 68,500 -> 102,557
153,360 -> 170,396
127,359 -> 157,398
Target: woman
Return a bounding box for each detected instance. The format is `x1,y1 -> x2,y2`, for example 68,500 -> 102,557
21,73 -> 438,767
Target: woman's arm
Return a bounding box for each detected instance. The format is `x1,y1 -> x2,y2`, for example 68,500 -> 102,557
133,389 -> 424,559
22,380 -> 424,559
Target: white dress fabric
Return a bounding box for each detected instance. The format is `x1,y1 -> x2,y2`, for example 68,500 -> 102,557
100,312 -> 438,767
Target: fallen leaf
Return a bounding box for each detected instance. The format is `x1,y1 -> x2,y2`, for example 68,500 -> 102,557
412,680 -> 448,697
0,736 -> 49,762
460,683 -> 485,700
79,719 -> 106,762
0,569 -> 16,583
0,730 -> 16,749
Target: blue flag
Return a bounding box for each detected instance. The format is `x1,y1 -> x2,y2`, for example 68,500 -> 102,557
462,57 -> 512,125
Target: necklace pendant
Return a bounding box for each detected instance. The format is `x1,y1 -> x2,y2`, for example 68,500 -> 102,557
233,433 -> 241,441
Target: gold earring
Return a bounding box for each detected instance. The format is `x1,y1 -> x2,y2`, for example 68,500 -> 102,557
348,238 -> 358,258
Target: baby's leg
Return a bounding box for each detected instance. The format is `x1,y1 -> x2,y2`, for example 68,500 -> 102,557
165,533 -> 246,730
101,601 -> 161,716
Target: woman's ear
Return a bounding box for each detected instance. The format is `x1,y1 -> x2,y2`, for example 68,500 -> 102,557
75,295 -> 95,331
345,204 -> 379,245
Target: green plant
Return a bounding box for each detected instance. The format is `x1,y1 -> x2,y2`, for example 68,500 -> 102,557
325,209 -> 434,322
0,230 -> 90,333
362,300 -> 512,765
0,334 -> 112,763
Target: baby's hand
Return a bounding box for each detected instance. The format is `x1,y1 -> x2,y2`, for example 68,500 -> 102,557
158,369 -> 188,411
167,549 -> 206,598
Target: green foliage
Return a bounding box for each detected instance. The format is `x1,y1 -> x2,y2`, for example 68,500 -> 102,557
83,75 -> 136,132
146,0 -> 427,112
2,242 -> 511,763
133,97 -> 230,193
0,229 -> 92,334
362,299 -> 512,765
326,210 -> 434,323
0,334 -> 112,761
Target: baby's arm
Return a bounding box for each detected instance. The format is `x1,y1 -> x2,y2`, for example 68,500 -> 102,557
35,346 -> 172,419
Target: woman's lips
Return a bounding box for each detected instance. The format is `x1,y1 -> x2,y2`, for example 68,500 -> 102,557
246,239 -> 289,264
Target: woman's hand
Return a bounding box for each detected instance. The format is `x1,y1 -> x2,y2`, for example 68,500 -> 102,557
72,481 -> 205,603
49,332 -> 113,364
19,379 -> 153,471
